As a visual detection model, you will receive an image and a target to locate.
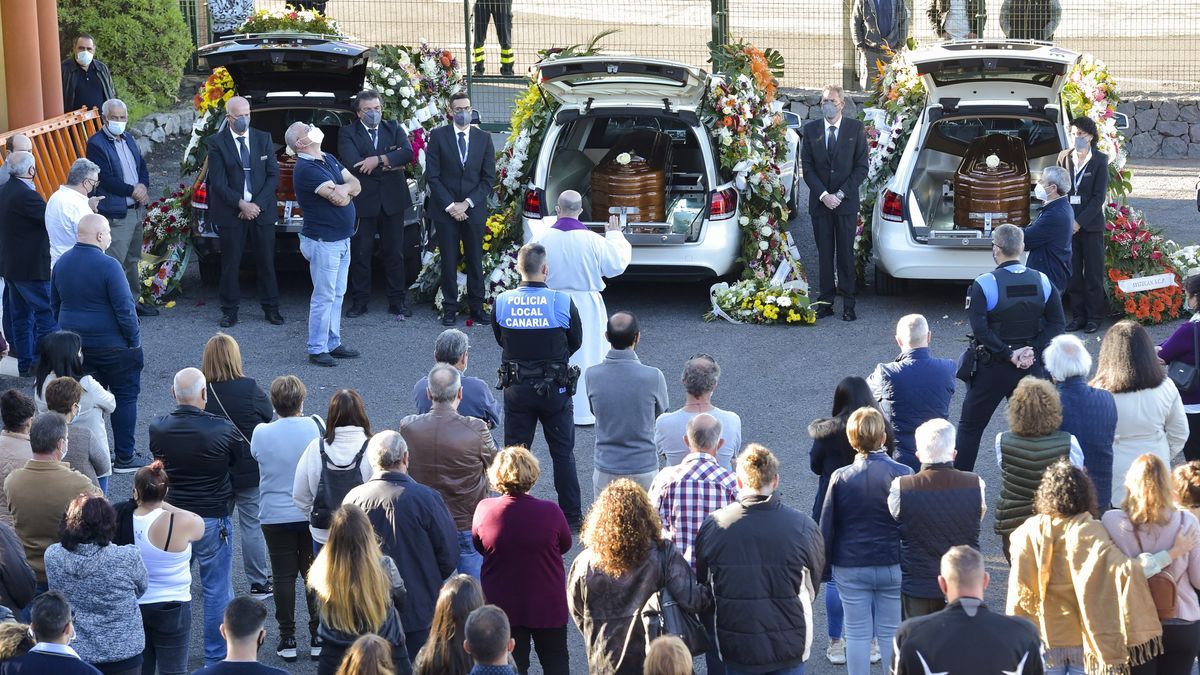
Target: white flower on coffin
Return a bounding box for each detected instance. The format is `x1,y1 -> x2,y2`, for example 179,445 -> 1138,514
615,152 -> 632,166
764,295 -> 776,304
777,296 -> 793,307
985,154 -> 1001,169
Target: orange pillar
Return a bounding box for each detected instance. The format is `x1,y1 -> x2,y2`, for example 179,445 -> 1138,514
36,0 -> 61,117
2,0 -> 42,127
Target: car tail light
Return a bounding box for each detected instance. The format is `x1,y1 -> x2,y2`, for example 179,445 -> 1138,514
522,188 -> 544,219
881,189 -> 903,222
709,187 -> 738,221
191,182 -> 208,209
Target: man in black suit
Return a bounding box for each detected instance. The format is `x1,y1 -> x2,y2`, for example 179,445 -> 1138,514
800,84 -> 869,322
0,152 -> 58,376
338,89 -> 415,319
425,92 -> 496,326
205,96 -> 282,328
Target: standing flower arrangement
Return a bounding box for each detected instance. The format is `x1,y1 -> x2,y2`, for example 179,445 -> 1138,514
138,184 -> 194,307
181,67 -> 236,175
703,41 -> 815,325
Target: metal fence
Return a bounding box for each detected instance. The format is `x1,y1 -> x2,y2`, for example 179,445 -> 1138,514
179,0 -> 1200,124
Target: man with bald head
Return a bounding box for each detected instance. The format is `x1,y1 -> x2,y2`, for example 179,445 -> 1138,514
0,151 -> 57,377
585,310 -> 668,495
532,190 -> 631,425
149,366 -> 241,663
52,213 -> 145,471
206,96 -> 282,328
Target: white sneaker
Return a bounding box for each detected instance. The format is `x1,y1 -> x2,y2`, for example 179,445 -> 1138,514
826,639 -> 847,665
870,638 -> 881,664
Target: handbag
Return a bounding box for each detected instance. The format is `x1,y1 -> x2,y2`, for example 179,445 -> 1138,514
1135,512 -> 1182,621
1167,322 -> 1200,393
640,543 -> 710,656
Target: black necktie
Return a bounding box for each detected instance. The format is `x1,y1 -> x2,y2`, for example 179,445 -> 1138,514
236,136 -> 251,196
368,127 -> 378,150
458,132 -> 467,164
826,126 -> 837,156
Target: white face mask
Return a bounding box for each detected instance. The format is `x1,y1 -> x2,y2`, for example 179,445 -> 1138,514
76,50 -> 93,67
107,120 -> 126,137
305,127 -> 324,150
1034,183 -> 1048,202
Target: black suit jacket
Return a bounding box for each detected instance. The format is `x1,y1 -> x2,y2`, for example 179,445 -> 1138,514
1056,148 -> 1110,232
800,117 -> 869,216
337,120 -> 414,218
205,127 -> 280,227
425,124 -> 495,226
0,179 -> 50,281
205,377 -> 272,490
148,405 -> 239,518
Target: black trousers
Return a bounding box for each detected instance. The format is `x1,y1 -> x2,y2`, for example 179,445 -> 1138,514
473,0 -> 513,49
955,358 -> 1042,471
1184,412 -> 1200,462
503,382 -> 580,524
1131,621 -> 1200,675
436,217 -> 485,314
262,522 -> 319,640
901,593 -> 946,620
1068,228 -> 1107,323
812,211 -> 858,309
218,218 -> 279,314
348,213 -> 407,307
511,625 -> 569,675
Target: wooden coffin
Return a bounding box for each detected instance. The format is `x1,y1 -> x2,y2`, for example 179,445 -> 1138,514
953,133 -> 1030,229
276,152 -> 302,218
591,129 -> 672,223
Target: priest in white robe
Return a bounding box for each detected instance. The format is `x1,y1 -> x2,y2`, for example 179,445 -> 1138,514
532,190 -> 632,425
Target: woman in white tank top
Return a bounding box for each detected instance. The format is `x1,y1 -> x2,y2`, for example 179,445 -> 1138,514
132,461 -> 206,675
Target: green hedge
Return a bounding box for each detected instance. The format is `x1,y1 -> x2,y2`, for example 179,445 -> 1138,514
58,0 -> 191,121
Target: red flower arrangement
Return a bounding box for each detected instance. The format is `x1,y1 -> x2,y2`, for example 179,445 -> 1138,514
1103,202 -> 1182,324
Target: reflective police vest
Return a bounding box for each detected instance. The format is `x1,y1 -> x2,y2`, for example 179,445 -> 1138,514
976,264 -> 1052,347
494,285 -> 571,331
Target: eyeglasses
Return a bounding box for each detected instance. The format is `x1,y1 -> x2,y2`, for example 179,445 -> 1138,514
450,105 -> 472,113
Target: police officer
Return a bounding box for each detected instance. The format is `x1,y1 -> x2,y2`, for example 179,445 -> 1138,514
955,223 -> 1065,471
492,242 -> 584,527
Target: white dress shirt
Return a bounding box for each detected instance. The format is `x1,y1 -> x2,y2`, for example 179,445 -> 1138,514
444,124 -> 475,213
45,186 -> 92,268
229,127 -> 252,201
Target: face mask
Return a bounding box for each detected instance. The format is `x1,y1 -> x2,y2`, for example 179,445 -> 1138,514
1034,183 -> 1048,201
230,116 -> 250,134
26,167 -> 36,181
453,110 -> 470,127
821,102 -> 839,120
362,110 -> 382,127
306,126 -> 325,148
107,120 -> 126,136
76,51 -> 93,67
1073,136 -> 1089,152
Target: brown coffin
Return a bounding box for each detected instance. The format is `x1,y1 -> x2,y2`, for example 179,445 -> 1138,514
591,129 -> 673,223
953,134 -> 1030,229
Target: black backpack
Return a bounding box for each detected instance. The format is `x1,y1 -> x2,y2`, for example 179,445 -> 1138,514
309,433 -> 368,530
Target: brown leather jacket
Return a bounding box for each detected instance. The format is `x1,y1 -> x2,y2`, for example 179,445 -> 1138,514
399,403 -> 498,530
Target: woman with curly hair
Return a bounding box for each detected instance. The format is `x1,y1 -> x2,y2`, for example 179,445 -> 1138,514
44,494 -> 148,674
336,634 -> 396,675
994,377 -> 1083,559
1008,460 -> 1193,674
568,479 -> 711,675
414,575 -> 485,675
1093,320 -> 1188,507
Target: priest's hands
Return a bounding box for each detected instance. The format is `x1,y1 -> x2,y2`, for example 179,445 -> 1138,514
605,215 -> 622,232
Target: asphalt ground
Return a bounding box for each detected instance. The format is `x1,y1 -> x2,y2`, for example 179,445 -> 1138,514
14,134 -> 1199,673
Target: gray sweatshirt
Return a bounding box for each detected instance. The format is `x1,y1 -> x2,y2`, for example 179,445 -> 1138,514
44,542 -> 148,664
586,350 -> 669,475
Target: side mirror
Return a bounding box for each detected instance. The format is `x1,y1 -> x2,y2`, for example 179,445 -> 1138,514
471,110 -> 483,127
782,110 -> 802,131
1111,111 -> 1130,131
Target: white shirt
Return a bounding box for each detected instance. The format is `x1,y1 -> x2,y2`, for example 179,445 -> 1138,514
818,118 -> 843,201
229,128 -> 253,201
443,125 -> 474,214
45,186 -> 92,268
945,0 -> 971,38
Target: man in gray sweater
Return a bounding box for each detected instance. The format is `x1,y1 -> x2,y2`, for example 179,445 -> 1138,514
585,311 -> 668,497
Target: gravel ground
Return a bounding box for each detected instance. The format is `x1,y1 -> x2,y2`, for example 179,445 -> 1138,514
21,134 -> 1200,673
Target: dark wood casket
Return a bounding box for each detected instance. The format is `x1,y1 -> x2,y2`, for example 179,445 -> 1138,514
953,133 -> 1030,230
591,129 -> 673,223
276,152 -> 301,218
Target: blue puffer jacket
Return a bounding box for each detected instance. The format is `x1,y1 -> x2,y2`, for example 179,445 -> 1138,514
820,451 -> 912,571
867,347 -> 956,470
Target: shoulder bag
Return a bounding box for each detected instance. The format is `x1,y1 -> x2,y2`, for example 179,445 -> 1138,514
1135,512 -> 1182,621
1167,322 -> 1200,393
640,542 -> 710,655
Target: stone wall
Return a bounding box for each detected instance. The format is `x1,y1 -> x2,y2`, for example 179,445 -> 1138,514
127,107 -> 197,156
781,88 -> 1200,161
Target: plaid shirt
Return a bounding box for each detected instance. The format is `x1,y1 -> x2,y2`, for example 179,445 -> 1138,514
649,452 -> 739,569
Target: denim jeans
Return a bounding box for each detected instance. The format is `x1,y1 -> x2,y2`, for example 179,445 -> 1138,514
195,516 -> 234,664
5,280 -> 57,372
833,564 -> 901,675
726,665 -> 804,675
457,529 -> 482,579
298,235 -> 350,355
233,486 -> 269,586
82,346 -> 143,462
825,579 -> 843,640
140,600 -> 191,675
1045,663 -> 1086,675
262,522 -> 319,640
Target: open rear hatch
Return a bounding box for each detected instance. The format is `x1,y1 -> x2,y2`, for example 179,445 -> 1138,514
534,56 -> 707,112
910,42 -> 1079,105
197,34 -> 371,105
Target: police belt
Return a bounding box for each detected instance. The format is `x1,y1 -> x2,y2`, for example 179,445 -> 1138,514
511,362 -> 569,380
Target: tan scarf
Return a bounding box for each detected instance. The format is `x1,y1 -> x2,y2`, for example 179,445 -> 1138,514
1007,513 -> 1162,675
